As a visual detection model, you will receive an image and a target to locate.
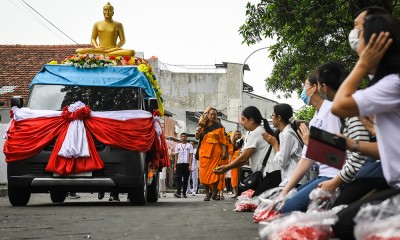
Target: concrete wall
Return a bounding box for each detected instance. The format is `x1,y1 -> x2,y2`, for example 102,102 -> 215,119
242,92 -> 278,120
150,59 -> 243,123
149,59 -> 277,135
0,123 -> 8,184
0,109 -> 11,123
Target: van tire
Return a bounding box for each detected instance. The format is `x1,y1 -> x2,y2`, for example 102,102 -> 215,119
8,187 -> 30,206
50,190 -> 67,203
128,169 -> 147,206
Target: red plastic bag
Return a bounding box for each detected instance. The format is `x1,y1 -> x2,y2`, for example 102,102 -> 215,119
258,211 -> 338,240
234,189 -> 259,212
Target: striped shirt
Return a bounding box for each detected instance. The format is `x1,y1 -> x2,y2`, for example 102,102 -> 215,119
339,117 -> 370,183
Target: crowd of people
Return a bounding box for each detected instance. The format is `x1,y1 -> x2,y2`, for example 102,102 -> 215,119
190,6 -> 400,239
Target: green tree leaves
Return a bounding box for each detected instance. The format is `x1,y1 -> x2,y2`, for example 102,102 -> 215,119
239,0 -> 399,97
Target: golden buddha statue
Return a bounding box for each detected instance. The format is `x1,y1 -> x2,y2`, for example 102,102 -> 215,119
76,2 -> 135,56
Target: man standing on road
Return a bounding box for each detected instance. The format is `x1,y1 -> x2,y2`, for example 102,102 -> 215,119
186,141 -> 199,196
174,133 -> 193,198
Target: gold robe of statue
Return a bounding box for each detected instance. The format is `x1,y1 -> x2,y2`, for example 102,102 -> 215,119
76,2 -> 135,56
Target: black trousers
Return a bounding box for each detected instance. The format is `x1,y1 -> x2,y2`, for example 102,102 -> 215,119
333,177 -> 389,207
253,170 -> 281,197
225,178 -> 232,193
332,188 -> 400,240
176,163 -> 190,194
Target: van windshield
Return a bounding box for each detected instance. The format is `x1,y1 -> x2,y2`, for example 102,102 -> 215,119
28,85 -> 142,111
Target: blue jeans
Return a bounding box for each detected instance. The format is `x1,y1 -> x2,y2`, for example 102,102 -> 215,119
281,176 -> 331,213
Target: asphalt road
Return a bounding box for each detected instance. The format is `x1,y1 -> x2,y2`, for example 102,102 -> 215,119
0,193 -> 260,240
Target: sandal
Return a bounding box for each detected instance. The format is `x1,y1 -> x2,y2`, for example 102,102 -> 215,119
211,195 -> 220,200
220,196 -> 225,200
204,195 -> 211,201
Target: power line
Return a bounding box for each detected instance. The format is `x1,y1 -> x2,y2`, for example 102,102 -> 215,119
20,0 -> 82,46
9,0 -> 69,44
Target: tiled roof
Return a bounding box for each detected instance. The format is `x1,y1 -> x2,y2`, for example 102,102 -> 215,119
0,44 -> 90,108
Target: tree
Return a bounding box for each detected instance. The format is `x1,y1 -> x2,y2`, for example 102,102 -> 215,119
239,0 -> 399,97
294,105 -> 315,122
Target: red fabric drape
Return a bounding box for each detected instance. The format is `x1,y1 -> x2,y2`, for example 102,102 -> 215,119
4,117 -> 67,162
4,115 -> 169,175
45,125 -> 104,175
85,117 -> 155,152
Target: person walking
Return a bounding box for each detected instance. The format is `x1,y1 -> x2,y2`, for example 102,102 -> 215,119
186,141 -> 199,196
159,166 -> 167,197
173,133 -> 193,198
196,107 -> 227,201
230,131 -> 242,198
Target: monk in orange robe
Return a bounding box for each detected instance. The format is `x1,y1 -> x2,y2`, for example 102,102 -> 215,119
196,108 -> 227,201
217,134 -> 233,199
230,130 -> 242,198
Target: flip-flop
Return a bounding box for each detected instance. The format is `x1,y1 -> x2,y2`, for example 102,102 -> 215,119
204,195 -> 211,201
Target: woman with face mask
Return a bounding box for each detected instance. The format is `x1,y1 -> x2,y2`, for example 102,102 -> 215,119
315,62 -> 374,193
331,9 -> 400,240
278,69 -> 342,213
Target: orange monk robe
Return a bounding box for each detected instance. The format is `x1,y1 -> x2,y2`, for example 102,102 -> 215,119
218,138 -> 233,191
230,148 -> 241,188
199,127 -> 227,185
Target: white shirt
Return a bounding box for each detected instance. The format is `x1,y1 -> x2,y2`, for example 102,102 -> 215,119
273,124 -> 305,186
191,148 -> 198,170
302,100 -> 342,178
243,125 -> 280,177
353,74 -> 400,188
175,143 -> 193,164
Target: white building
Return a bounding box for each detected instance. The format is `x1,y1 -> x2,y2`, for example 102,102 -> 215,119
148,58 -> 278,136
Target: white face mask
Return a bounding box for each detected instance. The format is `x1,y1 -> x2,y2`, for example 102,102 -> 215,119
348,28 -> 360,51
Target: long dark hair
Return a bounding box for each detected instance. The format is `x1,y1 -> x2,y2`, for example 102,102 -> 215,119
242,106 -> 273,135
273,103 -> 303,145
273,103 -> 295,128
363,14 -> 400,85
273,104 -> 292,124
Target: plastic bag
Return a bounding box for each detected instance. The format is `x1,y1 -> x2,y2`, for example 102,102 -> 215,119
354,193 -> 400,240
307,187 -> 340,212
253,187 -> 294,223
259,211 -> 338,240
234,189 -> 260,212
253,198 -> 282,223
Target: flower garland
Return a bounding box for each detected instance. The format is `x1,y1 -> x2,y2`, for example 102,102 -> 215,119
50,54 -> 164,116
60,53 -> 116,68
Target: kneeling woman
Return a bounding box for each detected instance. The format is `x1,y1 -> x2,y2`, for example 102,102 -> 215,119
214,106 -> 281,197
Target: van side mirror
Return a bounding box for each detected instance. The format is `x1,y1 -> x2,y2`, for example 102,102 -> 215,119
11,96 -> 23,108
148,98 -> 158,112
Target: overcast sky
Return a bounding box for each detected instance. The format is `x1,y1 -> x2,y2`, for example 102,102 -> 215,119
2,0 -> 303,109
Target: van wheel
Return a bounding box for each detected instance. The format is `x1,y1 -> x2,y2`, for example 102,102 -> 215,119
129,170 -> 147,206
147,171 -> 159,203
50,191 -> 67,203
8,187 -> 30,206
